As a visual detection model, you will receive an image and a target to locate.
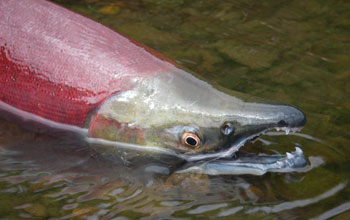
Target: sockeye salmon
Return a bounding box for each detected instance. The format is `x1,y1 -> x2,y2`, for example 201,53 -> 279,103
0,0 -> 309,175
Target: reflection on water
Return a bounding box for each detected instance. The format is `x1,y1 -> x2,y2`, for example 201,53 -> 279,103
1,0 -> 350,219
0,119 -> 348,218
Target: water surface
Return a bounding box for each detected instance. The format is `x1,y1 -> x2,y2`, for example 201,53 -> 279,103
0,0 -> 349,219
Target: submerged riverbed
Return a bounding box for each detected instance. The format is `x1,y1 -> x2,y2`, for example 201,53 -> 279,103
0,0 -> 349,219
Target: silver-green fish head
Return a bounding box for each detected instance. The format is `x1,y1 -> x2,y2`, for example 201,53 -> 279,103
88,69 -> 306,157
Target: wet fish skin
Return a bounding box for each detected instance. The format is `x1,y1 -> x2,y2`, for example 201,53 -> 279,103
0,0 -> 306,160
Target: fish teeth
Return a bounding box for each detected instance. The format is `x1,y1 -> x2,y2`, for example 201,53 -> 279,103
295,147 -> 303,155
291,128 -> 299,133
285,128 -> 290,135
273,126 -> 303,134
276,161 -> 284,167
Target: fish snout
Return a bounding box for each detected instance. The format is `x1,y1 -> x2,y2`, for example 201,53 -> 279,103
229,103 -> 307,140
274,105 -> 306,129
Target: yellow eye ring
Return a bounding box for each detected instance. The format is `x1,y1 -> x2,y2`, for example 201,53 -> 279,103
181,132 -> 201,148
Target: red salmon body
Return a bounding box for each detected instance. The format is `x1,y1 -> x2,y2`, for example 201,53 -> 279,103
0,0 -> 174,127
0,0 -> 310,176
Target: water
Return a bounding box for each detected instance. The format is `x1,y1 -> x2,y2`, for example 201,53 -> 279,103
1,0 -> 349,219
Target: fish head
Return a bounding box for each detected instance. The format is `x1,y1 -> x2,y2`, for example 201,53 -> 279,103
88,69 -> 306,159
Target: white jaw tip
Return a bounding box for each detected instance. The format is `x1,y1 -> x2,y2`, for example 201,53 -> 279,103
295,147 -> 303,155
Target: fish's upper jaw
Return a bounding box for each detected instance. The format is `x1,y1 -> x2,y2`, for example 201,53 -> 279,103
195,104 -> 307,160
231,103 -> 307,130
274,105 -> 306,128
233,103 -> 306,145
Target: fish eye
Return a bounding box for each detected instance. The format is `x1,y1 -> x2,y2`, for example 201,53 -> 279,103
221,122 -> 234,135
181,132 -> 201,148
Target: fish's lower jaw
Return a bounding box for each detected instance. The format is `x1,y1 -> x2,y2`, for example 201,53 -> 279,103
275,147 -> 307,169
176,147 -> 308,176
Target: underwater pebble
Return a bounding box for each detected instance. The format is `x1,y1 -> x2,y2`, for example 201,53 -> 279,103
118,23 -> 180,46
72,207 -> 98,217
215,40 -> 278,69
23,203 -> 47,217
99,5 -> 120,15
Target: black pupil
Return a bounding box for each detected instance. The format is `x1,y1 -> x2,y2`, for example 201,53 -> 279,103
186,137 -> 197,146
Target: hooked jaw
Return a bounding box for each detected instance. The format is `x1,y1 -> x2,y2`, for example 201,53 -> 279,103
180,104 -> 308,175
87,69 -> 308,175
222,103 -> 306,154
270,104 -> 306,132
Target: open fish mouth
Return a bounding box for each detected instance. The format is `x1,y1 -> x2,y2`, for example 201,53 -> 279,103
177,126 -> 309,176
182,126 -> 304,161
86,124 -> 310,176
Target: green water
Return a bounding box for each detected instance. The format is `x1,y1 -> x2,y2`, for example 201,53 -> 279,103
0,0 -> 349,219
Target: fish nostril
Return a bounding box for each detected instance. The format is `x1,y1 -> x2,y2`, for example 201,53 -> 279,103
221,122 -> 234,135
277,120 -> 288,127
